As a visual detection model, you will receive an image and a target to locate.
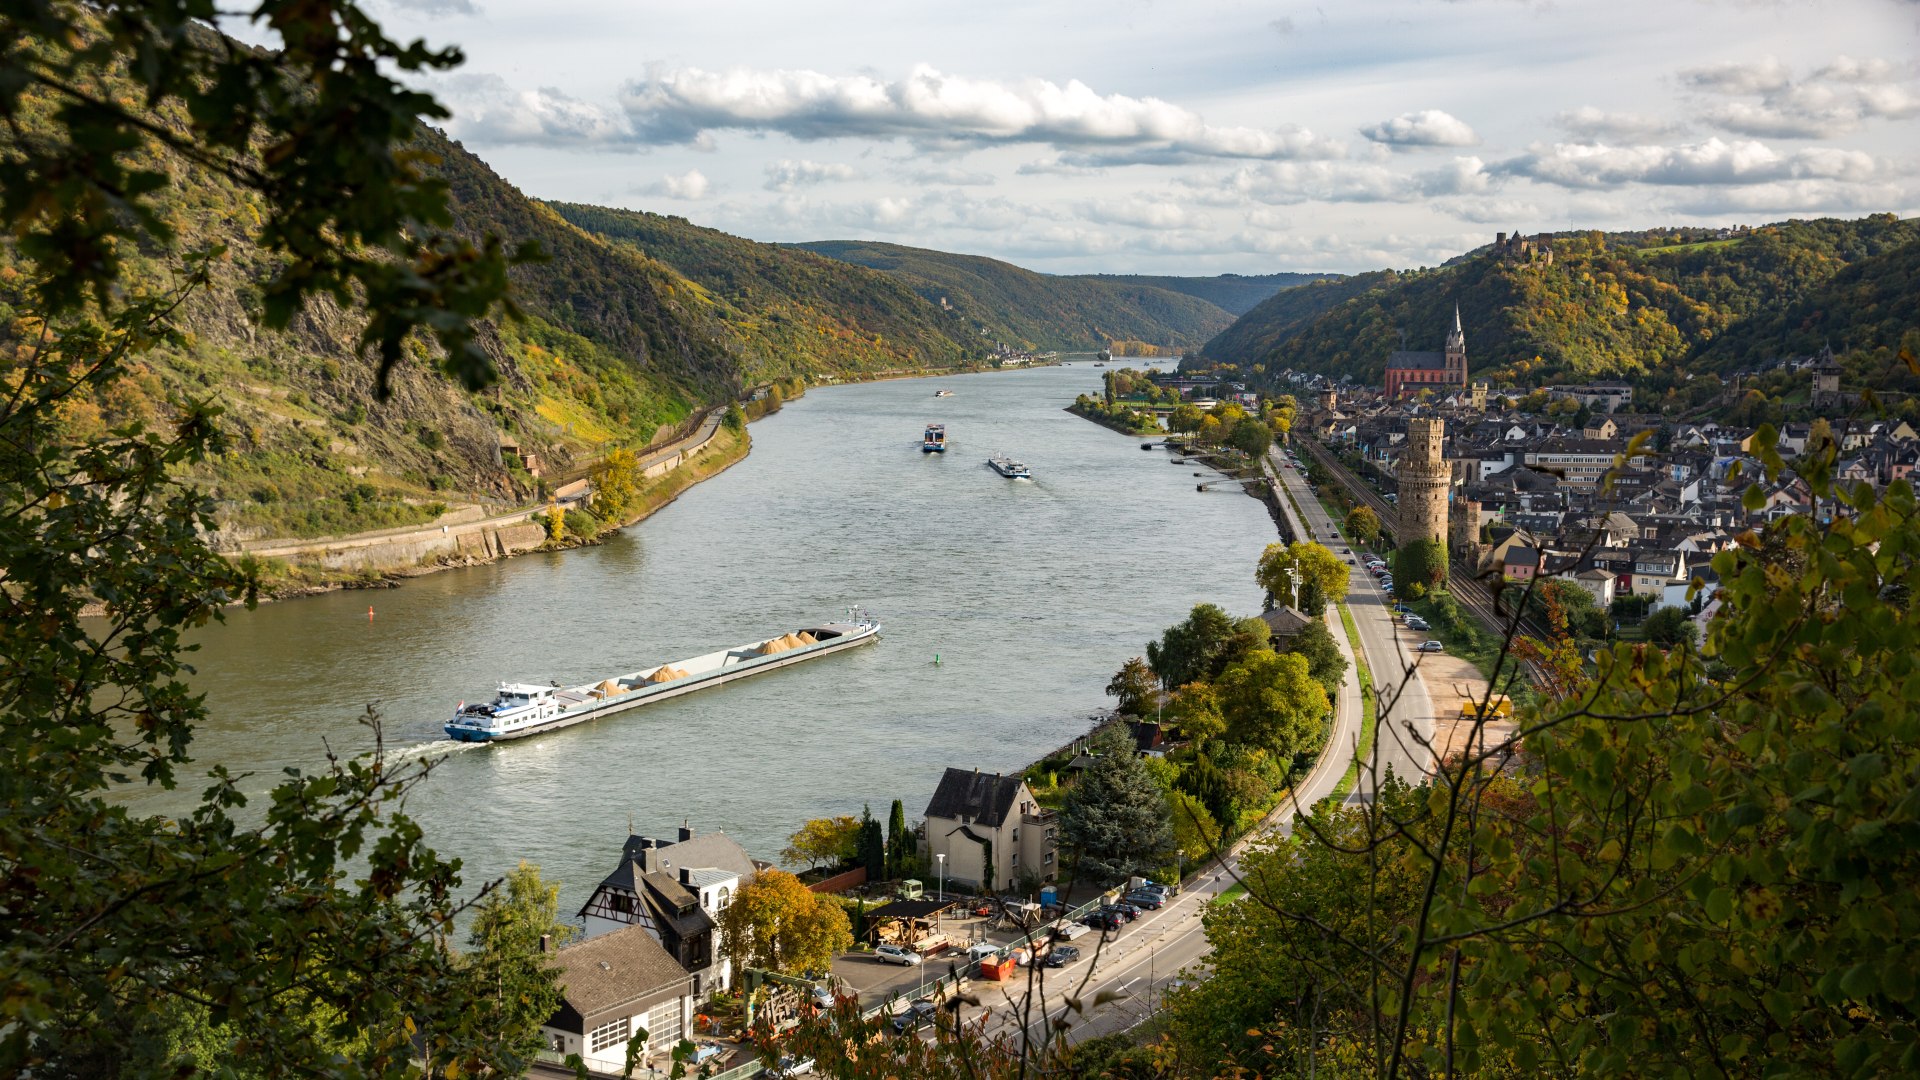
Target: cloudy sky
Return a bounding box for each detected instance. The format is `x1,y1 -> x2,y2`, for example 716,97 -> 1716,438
331,0 -> 1916,274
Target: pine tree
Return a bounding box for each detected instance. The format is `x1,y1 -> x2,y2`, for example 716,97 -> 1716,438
858,805 -> 885,879
885,799 -> 915,879
1061,727 -> 1175,883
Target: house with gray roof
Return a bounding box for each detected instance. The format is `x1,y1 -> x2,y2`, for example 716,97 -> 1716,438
923,767 -> 1058,894
539,924 -> 695,1074
578,825 -> 755,993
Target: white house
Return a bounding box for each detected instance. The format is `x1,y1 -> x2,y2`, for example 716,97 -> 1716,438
541,925 -> 696,1074
578,826 -> 756,993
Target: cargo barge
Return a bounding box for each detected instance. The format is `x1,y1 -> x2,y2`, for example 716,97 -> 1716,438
445,613 -> 881,742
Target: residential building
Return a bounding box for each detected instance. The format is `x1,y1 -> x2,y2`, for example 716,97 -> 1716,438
923,767 -> 1058,893
577,826 -> 756,992
540,925 -> 696,1074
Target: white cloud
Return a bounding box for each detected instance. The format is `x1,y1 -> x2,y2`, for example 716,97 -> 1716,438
1504,137 -> 1879,189
763,159 -> 859,191
615,64 -> 1346,160
1198,156 -> 1495,205
1444,198 -> 1545,224
439,73 -> 633,149
385,0 -> 481,14
642,169 -> 712,199
1361,109 -> 1480,148
1554,106 -> 1687,143
1682,55 -> 1919,139
1679,57 -> 1793,96
1078,198 -> 1197,229
903,165 -> 998,186
1662,178 -> 1907,215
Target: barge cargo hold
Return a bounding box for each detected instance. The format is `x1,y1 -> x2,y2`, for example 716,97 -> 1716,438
445,614 -> 881,742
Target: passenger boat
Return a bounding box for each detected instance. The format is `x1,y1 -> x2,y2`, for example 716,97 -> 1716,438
987,454 -> 1032,480
445,613 -> 882,742
922,424 -> 948,452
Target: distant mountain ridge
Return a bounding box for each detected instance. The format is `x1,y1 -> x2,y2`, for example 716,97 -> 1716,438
791,240 -> 1269,350
1198,215 -> 1920,391
1072,272 -> 1341,316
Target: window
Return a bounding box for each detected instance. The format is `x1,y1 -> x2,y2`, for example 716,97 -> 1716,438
589,1016 -> 631,1055
716,886 -> 731,910
610,892 -> 632,915
1011,828 -> 1019,842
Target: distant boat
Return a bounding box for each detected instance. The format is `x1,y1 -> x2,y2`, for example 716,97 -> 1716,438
922,424 -> 948,453
988,454 -> 1032,480
934,389 -> 954,397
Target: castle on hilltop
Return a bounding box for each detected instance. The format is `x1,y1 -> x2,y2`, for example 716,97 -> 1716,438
1494,230 -> 1553,266
1383,307 -> 1468,401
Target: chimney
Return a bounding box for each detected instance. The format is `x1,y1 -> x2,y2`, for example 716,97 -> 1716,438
678,825 -> 694,843
539,934 -> 551,954
680,867 -> 693,885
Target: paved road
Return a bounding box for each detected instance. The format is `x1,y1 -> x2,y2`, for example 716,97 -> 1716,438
1267,447 -> 1435,799
920,447 -> 1385,1053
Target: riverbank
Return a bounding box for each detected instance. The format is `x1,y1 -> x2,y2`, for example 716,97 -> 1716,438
225,356 -> 1019,606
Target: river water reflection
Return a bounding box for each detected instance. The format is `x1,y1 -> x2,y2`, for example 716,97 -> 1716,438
150,361 -> 1277,911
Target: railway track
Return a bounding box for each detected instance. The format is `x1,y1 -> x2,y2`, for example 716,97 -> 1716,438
1301,437 -> 1551,686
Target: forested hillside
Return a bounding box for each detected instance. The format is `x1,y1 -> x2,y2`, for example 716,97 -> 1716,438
549,203 -> 977,378
2,103 -> 991,545
1198,215 -> 1920,391
791,240 -> 1240,349
1073,272 -> 1339,315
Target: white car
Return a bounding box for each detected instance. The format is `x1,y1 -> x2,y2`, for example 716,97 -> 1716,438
767,1055 -> 816,1078
875,944 -> 924,966
1419,640 -> 1445,653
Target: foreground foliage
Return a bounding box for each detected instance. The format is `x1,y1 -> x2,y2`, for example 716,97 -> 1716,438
0,1 -> 557,1075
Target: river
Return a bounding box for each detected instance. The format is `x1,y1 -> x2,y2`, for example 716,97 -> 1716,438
136,361 -> 1278,912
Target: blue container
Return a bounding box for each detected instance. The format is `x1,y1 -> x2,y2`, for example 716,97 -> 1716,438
1040,886 -> 1057,907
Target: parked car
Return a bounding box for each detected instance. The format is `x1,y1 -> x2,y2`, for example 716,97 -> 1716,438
1419,640 -> 1445,653
891,1000 -> 939,1035
1393,602 -> 1411,613
1045,944 -> 1082,968
767,1055 -> 817,1077
1134,881 -> 1175,899
1125,892 -> 1166,910
1084,911 -> 1124,931
964,942 -> 1001,962
1105,902 -> 1142,921
1405,617 -> 1429,631
809,984 -> 836,1010
875,944 -> 924,966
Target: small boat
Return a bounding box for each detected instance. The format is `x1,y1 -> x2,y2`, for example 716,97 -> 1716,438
934,389 -> 954,397
922,424 -> 947,453
445,613 -> 882,742
988,454 -> 1032,480
1093,362 -> 1105,368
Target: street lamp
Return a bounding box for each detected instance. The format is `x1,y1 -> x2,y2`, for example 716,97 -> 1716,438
936,853 -> 945,901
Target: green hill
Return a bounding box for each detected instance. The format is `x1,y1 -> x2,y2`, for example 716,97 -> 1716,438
4,98 -> 990,548
790,240 -> 1239,350
1197,272 -> 1396,365
547,204 -> 978,379
1197,215 -> 1920,392
1071,272 -> 1340,316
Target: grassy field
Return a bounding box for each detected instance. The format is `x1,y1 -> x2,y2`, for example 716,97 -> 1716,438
1635,237 -> 1747,256
1328,602 -> 1377,801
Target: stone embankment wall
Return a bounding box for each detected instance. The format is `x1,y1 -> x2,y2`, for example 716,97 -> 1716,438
230,408 -> 724,575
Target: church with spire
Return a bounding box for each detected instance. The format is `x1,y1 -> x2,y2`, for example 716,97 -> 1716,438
1383,307 -> 1469,400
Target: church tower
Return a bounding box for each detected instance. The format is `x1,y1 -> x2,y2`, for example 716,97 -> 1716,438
1444,305 -> 1467,387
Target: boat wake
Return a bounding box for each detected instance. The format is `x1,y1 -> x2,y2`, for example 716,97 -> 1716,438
386,738 -> 488,766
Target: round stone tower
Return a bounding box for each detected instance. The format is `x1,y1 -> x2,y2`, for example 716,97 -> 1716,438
1450,498 -> 1482,564
1397,418 -> 1450,553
